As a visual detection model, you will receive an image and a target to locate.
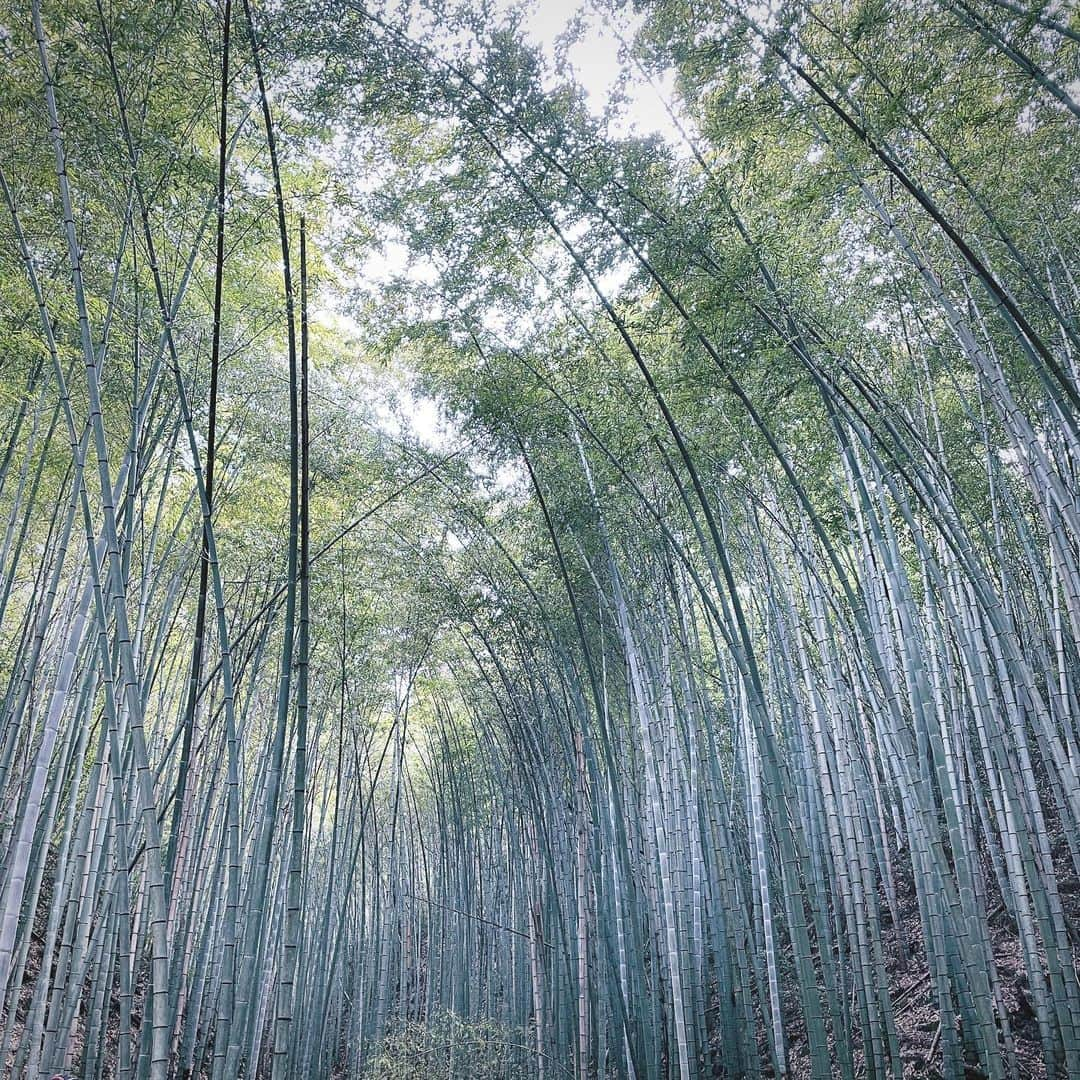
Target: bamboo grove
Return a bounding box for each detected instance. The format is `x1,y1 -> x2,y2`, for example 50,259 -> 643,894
0,0 -> 1078,1076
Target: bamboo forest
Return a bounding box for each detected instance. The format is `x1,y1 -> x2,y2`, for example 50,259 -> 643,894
1,0 -> 1079,1076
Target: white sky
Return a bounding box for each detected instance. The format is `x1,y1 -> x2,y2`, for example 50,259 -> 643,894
517,0 -> 679,138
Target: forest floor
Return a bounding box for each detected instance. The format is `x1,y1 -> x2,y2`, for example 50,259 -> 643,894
782,837 -> 1080,1080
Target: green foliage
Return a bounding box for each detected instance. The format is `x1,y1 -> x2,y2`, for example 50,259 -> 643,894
360,1012 -> 533,1080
